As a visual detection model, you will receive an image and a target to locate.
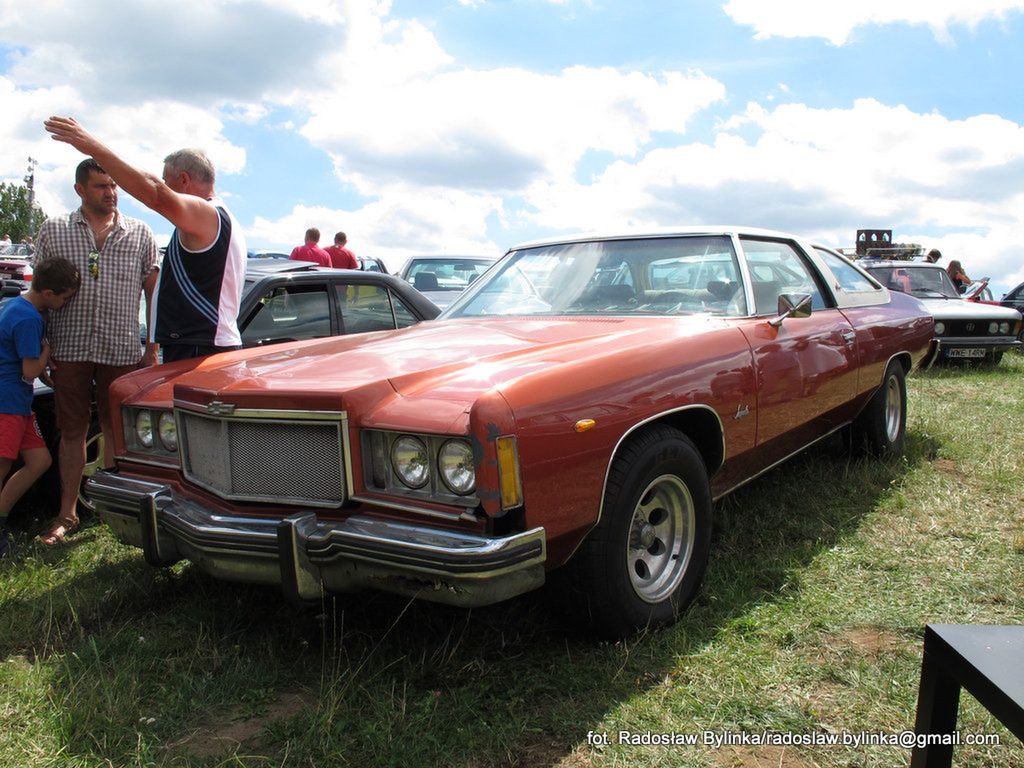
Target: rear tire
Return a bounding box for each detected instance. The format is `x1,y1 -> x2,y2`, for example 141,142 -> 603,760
850,360 -> 906,457
552,425 -> 712,638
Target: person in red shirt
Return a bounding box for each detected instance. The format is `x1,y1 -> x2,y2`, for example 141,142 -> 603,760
325,231 -> 358,270
289,228 -> 331,267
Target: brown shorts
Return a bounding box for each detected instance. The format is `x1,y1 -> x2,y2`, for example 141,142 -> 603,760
52,359 -> 140,439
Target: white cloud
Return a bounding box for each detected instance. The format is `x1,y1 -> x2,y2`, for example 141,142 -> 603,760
249,190 -> 505,271
0,0 -> 340,104
515,97 -> 1024,291
304,65 -> 726,194
723,0 -> 1024,44
30,102 -> 247,216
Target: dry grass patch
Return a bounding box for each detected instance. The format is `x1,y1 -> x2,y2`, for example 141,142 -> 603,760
164,691 -> 313,759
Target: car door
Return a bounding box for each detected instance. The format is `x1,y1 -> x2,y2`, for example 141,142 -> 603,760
737,237 -> 859,462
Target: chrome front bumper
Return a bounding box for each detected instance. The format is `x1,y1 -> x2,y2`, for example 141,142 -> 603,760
85,471 -> 546,607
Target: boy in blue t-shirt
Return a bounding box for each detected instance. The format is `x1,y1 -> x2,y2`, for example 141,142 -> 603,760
0,258 -> 80,556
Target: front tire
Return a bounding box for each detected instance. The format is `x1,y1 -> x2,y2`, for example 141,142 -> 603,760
553,426 -> 712,638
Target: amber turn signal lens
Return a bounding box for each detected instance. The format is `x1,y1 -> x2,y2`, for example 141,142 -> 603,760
496,436 -> 522,510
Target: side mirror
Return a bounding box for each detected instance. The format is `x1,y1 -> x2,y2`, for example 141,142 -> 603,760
768,293 -> 812,327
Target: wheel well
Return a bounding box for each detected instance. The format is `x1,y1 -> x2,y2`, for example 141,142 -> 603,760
633,407 -> 725,476
893,352 -> 913,375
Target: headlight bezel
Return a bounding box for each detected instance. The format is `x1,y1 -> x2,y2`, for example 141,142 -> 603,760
123,406 -> 180,461
365,430 -> 479,507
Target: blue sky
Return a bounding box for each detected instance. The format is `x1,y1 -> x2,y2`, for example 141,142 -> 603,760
2,0 -> 1023,295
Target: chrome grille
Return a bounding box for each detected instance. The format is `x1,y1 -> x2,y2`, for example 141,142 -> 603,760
179,410 -> 346,506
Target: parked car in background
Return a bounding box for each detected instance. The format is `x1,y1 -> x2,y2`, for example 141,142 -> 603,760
237,260 -> 439,344
397,254 -> 497,309
15,260 -> 439,516
1000,280 -> 1024,317
857,259 -> 1022,365
0,243 -> 33,291
86,227 -> 932,637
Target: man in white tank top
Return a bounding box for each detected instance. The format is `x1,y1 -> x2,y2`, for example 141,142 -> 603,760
43,117 -> 247,362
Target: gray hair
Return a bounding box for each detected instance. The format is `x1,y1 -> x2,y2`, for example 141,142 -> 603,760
163,148 -> 216,186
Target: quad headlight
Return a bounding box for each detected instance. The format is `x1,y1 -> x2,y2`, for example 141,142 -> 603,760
366,430 -> 478,503
158,411 -> 178,451
124,407 -> 179,459
934,321 -> 945,335
438,439 -> 476,495
391,435 -> 430,489
135,410 -> 153,448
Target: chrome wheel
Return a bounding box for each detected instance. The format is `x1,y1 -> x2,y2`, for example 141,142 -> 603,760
884,374 -> 902,443
626,474 -> 695,603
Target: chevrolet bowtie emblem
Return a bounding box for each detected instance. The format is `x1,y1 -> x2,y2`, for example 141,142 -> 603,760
206,400 -> 236,415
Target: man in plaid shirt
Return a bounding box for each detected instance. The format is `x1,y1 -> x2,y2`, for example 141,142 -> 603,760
33,158 -> 159,544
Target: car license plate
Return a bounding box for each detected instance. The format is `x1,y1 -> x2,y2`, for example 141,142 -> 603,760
0,272 -> 11,279
947,348 -> 986,359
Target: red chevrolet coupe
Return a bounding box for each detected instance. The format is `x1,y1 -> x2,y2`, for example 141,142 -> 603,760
86,228 -> 933,637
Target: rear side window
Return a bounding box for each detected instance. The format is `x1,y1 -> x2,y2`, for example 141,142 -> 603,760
338,284 -> 400,333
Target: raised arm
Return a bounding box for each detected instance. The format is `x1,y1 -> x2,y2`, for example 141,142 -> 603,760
44,116 -> 220,251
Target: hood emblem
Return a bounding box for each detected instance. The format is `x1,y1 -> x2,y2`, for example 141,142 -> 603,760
206,400 -> 236,416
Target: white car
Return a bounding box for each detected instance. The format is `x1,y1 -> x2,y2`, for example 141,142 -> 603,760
857,259 -> 1022,365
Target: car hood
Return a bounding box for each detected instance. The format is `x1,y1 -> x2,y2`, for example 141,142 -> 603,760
917,296 -> 1022,321
115,315 -> 731,431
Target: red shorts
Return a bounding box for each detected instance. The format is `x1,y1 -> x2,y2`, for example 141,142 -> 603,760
0,413 -> 47,460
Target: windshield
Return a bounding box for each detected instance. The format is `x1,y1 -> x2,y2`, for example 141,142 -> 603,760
0,244 -> 31,258
405,258 -> 493,293
447,236 -> 747,318
864,265 -> 961,298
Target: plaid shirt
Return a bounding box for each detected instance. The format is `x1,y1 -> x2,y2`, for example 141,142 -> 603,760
35,208 -> 160,365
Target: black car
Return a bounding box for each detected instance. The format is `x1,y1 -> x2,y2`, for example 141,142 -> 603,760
236,260 -> 437,344
1001,280 -> 1024,315
15,261 -> 439,515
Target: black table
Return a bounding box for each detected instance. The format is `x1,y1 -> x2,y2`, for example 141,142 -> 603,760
911,624 -> 1024,767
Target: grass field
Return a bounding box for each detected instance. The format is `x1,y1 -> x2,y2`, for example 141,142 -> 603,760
2,354 -> 1022,767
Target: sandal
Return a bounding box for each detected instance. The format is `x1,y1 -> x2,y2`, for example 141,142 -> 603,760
39,517 -> 79,546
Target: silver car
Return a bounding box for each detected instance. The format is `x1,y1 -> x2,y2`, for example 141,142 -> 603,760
397,254 -> 497,309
